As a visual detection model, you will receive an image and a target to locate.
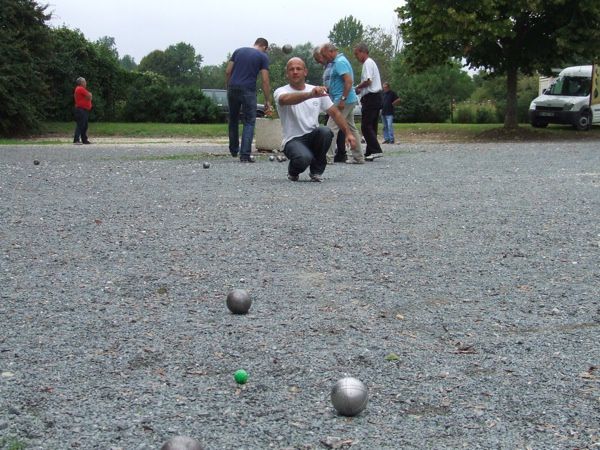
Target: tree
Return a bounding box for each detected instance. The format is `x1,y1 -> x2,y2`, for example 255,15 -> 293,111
471,72 -> 539,123
96,36 -> 119,59
0,0 -> 51,136
398,1 -> 600,128
328,16 -> 364,48
362,26 -> 396,83
138,42 -> 203,87
119,55 -> 138,71
200,63 -> 227,89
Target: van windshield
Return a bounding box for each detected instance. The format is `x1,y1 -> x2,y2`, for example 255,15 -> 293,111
547,76 -> 591,96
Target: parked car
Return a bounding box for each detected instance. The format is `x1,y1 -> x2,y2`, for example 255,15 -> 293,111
201,89 -> 265,122
528,65 -> 599,130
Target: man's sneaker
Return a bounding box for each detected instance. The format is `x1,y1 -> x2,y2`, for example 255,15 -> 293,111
287,174 -> 299,181
346,158 -> 364,164
365,152 -> 383,161
73,141 -> 82,145
230,151 -> 239,158
309,173 -> 322,182
82,141 -> 92,145
240,157 -> 256,163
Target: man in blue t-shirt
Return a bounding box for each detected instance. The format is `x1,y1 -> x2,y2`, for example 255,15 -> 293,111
320,43 -> 364,164
225,37 -> 272,162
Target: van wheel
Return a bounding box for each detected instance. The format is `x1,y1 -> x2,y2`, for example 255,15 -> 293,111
575,111 -> 591,131
531,119 -> 548,128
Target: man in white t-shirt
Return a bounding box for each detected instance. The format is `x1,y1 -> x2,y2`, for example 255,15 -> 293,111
354,42 -> 383,161
274,57 -> 357,182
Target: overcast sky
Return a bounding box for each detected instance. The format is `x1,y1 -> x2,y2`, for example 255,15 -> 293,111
46,0 -> 403,66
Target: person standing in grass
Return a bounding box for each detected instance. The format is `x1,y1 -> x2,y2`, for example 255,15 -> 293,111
73,77 -> 92,145
381,82 -> 401,144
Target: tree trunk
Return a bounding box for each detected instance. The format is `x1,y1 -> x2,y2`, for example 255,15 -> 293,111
504,67 -> 519,129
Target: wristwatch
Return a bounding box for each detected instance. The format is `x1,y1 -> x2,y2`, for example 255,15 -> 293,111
340,95 -> 347,101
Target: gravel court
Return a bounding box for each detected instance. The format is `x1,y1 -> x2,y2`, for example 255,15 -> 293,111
1,141 -> 599,449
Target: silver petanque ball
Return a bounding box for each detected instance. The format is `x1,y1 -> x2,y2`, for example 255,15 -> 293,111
269,155 -> 275,161
282,44 -> 293,54
331,377 -> 368,416
249,155 -> 256,162
161,435 -> 204,450
226,289 -> 252,314
203,162 -> 211,169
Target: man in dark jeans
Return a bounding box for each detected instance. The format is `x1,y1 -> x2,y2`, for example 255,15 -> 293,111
354,42 -> 383,161
274,58 -> 357,182
225,37 -> 272,162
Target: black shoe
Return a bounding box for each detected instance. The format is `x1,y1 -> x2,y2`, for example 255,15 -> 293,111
230,151 -> 239,158
82,141 -> 92,144
240,158 -> 256,163
334,154 -> 347,163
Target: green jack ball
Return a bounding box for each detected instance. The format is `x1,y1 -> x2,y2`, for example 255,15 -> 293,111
234,369 -> 248,384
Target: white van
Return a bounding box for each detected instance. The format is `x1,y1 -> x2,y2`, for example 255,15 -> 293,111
529,65 -> 599,130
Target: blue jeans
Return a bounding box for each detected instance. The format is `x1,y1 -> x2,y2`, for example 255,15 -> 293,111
283,126 -> 333,177
227,86 -> 257,159
382,114 -> 394,142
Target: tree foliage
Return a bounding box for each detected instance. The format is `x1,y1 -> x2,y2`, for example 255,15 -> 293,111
120,71 -> 218,123
119,55 -> 138,71
398,0 -> 600,127
45,27 -> 126,121
391,57 -> 474,122
199,62 -> 227,89
0,0 -> 51,135
362,26 -> 397,84
328,16 -> 364,48
139,42 -> 203,87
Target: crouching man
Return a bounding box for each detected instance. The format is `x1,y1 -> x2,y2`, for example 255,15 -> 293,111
275,57 -> 357,182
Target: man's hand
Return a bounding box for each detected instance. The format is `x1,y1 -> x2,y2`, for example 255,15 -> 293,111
311,86 -> 329,98
345,133 -> 357,149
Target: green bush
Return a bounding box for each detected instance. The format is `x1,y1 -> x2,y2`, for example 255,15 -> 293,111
120,72 -> 218,123
475,104 -> 496,123
454,104 -> 475,123
454,102 -> 499,123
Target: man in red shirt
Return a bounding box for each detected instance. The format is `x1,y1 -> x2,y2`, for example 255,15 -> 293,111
73,77 -> 93,144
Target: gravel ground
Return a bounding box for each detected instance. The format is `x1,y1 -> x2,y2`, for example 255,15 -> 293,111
1,140 -> 599,450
